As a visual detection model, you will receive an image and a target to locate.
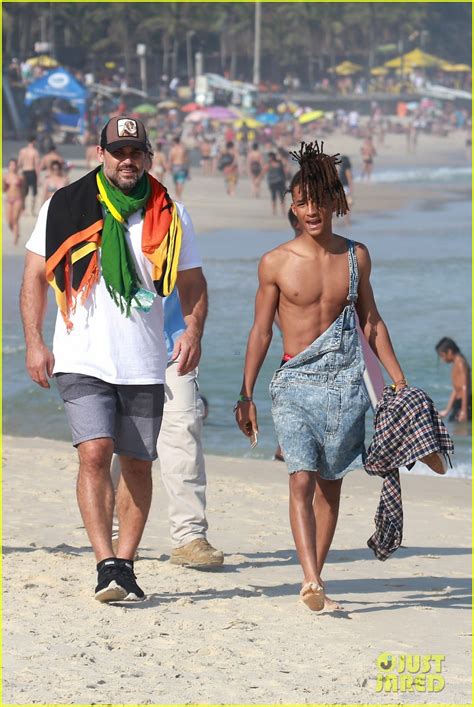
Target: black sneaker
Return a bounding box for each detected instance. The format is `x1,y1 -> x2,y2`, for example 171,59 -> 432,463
116,559 -> 146,601
95,558 -> 127,603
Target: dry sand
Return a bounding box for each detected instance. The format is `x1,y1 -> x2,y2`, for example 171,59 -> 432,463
2,435 -> 471,705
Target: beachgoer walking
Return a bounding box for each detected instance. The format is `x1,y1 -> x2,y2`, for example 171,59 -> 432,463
265,152 -> 287,216
151,140 -> 169,182
169,136 -> 189,199
3,158 -> 25,245
338,154 -> 354,225
20,116 -> 207,603
40,160 -> 69,204
435,337 -> 471,422
360,136 -> 376,181
235,141 -> 407,612
247,143 -> 264,198
17,135 -> 40,216
218,141 -> 239,196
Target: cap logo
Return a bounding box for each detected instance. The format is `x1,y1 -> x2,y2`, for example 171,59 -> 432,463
117,118 -> 138,138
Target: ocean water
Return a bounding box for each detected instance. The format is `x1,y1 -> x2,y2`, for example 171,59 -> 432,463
3,189 -> 471,477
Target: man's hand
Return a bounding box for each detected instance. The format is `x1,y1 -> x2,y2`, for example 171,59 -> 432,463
171,328 -> 201,376
235,400 -> 258,440
456,410 -> 467,423
439,409 -> 448,418
26,343 -> 55,388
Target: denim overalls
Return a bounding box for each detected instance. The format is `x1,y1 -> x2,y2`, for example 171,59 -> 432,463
269,239 -> 371,479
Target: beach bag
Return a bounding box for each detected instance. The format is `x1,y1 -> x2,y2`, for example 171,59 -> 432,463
218,153 -> 234,171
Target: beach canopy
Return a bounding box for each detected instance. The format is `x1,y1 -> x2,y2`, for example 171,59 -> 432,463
181,102 -> 200,112
384,48 -> 446,70
330,60 -> 363,76
156,99 -> 179,110
255,112 -> 280,125
26,54 -> 59,67
440,62 -> 471,72
371,66 -> 389,76
298,110 -> 324,124
204,106 -> 238,121
24,68 -> 88,134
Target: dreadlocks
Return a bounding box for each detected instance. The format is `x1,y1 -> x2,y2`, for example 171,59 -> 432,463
289,141 -> 349,217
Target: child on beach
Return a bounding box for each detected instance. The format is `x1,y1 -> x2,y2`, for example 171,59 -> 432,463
435,337 -> 471,422
235,141 -> 407,612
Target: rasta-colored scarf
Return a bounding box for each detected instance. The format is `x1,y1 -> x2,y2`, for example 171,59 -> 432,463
45,166 -> 182,329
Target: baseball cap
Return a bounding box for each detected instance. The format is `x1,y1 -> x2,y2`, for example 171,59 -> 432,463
100,116 -> 148,152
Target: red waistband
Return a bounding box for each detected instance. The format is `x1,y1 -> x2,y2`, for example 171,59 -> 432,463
282,353 -> 294,362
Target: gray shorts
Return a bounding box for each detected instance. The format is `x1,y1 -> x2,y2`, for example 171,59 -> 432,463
55,373 -> 164,461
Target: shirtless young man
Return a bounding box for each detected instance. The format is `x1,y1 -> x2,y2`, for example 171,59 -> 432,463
17,136 -> 40,216
435,337 -> 471,422
235,142 -> 407,612
169,136 -> 189,199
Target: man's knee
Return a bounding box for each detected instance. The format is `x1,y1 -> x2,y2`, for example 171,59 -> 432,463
78,437 -> 114,472
289,471 -> 316,500
119,456 -> 153,476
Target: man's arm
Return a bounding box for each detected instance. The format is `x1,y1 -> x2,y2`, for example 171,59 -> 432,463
174,267 -> 208,375
235,253 -> 280,439
20,251 -> 55,388
355,244 -> 406,389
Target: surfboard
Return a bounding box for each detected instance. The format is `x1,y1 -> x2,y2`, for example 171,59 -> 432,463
355,314 -> 386,411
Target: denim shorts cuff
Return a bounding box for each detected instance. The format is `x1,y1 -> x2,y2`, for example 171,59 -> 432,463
114,447 -> 158,462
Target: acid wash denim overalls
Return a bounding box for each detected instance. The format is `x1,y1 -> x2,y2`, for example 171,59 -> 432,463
269,239 -> 371,479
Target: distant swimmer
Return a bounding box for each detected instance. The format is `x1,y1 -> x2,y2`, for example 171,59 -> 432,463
435,337 -> 471,422
3,158 -> 25,245
17,135 -> 40,216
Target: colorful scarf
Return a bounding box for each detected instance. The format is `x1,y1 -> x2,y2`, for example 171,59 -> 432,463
45,167 -> 182,329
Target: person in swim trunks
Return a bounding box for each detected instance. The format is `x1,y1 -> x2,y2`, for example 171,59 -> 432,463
235,140 -> 407,613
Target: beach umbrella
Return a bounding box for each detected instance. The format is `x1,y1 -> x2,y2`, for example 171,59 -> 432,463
298,110 -> 325,124
384,48 -> 446,70
181,102 -> 200,112
255,112 -> 280,125
233,117 -> 261,129
184,109 -> 208,123
371,66 -> 389,76
203,106 -> 238,121
330,60 -> 363,76
440,62 -> 471,72
26,54 -> 59,68
156,99 -> 179,110
132,103 -> 157,115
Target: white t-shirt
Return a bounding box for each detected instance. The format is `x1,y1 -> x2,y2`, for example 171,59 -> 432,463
26,199 -> 202,384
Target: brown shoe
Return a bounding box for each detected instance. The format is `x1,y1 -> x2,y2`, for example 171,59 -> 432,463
170,538 -> 224,568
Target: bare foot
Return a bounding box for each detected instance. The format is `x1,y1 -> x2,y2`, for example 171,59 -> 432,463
320,594 -> 344,613
300,582 -> 325,611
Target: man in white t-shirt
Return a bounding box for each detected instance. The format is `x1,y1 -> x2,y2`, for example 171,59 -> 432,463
20,116 -> 208,603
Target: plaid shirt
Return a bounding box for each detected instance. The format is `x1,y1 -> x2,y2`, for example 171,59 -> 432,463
364,386 -> 454,560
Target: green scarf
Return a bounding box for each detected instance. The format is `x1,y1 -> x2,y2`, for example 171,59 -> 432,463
97,167 -> 151,315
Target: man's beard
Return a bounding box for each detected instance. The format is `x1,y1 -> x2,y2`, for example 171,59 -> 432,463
107,168 -> 142,193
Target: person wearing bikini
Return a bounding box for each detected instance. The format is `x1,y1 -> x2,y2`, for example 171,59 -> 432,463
235,141 -> 407,613
3,158 -> 25,245
40,160 -> 69,204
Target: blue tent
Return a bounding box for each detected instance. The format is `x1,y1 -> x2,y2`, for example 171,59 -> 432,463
25,68 -> 88,134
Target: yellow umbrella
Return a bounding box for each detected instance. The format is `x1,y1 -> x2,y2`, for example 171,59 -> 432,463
26,54 -> 59,68
440,62 -> 471,72
298,110 -> 324,124
371,66 -> 389,76
330,60 -> 363,76
384,48 -> 446,69
234,117 -> 261,129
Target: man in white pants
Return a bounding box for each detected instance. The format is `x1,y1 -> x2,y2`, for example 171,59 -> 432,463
111,268 -> 224,568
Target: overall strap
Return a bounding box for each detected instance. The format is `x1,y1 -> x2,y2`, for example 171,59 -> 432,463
347,239 -> 359,303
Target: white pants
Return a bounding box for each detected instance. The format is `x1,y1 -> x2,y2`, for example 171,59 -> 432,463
111,361 -> 208,547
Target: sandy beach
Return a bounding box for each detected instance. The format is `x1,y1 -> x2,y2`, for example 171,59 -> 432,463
2,127 -> 471,704
2,435 -> 471,704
